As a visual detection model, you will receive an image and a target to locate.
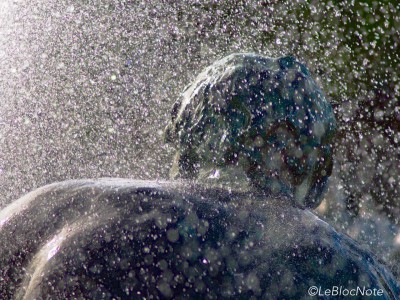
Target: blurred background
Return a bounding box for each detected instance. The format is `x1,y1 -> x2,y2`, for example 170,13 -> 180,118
0,0 -> 399,278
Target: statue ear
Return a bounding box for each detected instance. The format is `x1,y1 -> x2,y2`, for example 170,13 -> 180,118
297,146 -> 333,209
296,174 -> 329,209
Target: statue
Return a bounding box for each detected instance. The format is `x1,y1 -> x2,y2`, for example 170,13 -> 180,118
0,53 -> 398,299
165,53 -> 336,208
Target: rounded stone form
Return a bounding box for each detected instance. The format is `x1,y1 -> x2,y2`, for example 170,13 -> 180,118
0,179 -> 398,299
165,53 -> 337,208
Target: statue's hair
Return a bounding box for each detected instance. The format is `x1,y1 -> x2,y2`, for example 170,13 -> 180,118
165,53 -> 336,208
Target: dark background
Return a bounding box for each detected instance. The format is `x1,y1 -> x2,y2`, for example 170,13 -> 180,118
0,0 -> 399,277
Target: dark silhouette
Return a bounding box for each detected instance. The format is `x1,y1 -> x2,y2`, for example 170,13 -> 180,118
0,54 -> 398,299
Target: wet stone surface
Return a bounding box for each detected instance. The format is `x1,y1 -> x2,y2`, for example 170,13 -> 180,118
0,179 -> 398,299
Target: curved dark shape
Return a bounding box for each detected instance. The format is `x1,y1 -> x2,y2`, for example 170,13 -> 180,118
0,179 -> 398,299
165,53 -> 337,208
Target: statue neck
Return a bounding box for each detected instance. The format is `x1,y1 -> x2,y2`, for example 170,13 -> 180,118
196,165 -> 254,193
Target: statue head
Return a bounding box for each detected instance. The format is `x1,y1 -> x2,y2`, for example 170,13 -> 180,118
165,53 -> 336,208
